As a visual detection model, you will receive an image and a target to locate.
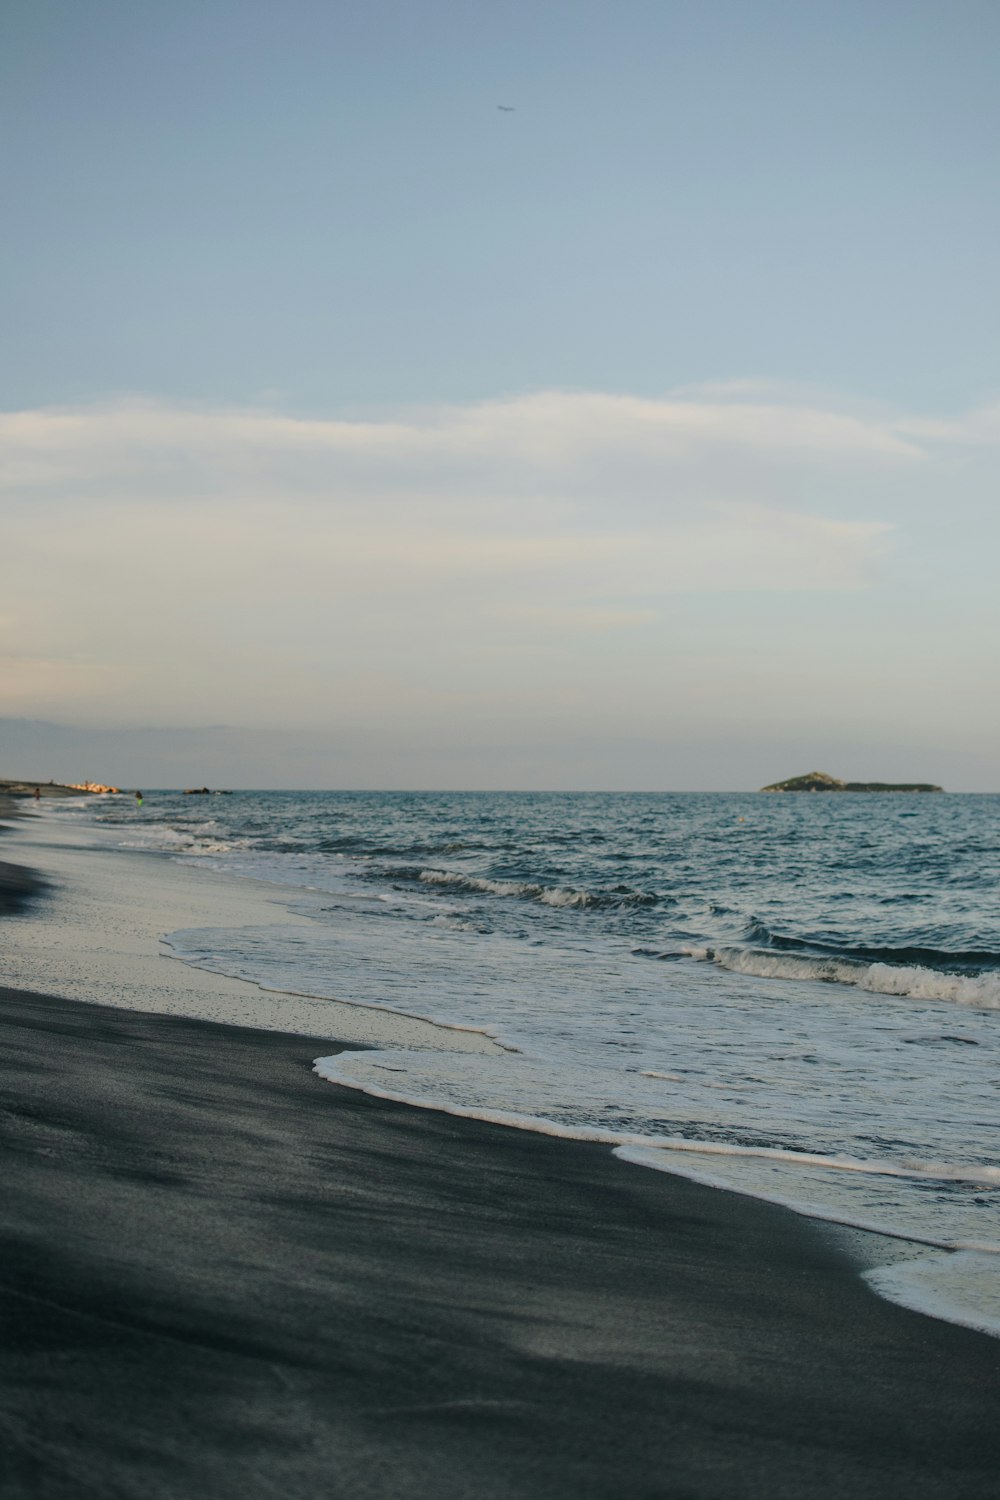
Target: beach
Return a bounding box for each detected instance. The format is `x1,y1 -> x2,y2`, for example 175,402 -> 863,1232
4,987 -> 1000,1500
2,806 -> 1000,1497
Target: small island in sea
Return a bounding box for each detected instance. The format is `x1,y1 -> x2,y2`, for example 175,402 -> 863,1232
761,770 -> 944,793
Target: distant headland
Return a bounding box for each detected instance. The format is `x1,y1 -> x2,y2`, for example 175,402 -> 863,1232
761,771 -> 944,793
0,779 -> 121,797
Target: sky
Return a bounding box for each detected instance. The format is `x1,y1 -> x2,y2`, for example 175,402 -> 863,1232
2,0 -> 998,789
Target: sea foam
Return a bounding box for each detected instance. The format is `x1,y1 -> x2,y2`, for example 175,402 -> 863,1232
680,945 -> 1000,1009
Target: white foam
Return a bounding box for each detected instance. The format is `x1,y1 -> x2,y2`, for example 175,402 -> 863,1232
865,1251 -> 1000,1339
0,813 -> 503,1055
417,868 -> 595,907
614,1140 -> 1000,1198
116,824 -> 251,857
689,945 -> 1000,1009
161,931 -> 519,1051
538,886 -> 595,907
314,1053 -> 1000,1344
862,961 -> 1000,1006
315,1052 -> 1000,1232
313,1051 -> 634,1143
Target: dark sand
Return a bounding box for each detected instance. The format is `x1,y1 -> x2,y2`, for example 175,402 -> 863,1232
0,797 -> 45,914
2,988 -> 999,1500
0,863 -> 44,915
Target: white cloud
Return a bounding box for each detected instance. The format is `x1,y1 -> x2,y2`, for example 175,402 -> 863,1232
5,384 -> 985,753
0,387 -> 922,502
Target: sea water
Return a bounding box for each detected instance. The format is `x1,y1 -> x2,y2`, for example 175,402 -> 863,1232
64,790 -> 1000,1333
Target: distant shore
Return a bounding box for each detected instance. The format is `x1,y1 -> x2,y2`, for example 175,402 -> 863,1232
0,778 -> 120,797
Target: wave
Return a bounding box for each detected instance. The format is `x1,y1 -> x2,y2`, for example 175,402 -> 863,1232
679,945 -> 1000,1009
376,865 -> 661,910
419,869 -> 596,907
743,917 -> 1000,973
118,828 -> 249,857
311,838 -> 474,857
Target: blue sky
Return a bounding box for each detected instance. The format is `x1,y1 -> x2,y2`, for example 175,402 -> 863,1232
5,0 -> 998,412
2,1 -> 999,787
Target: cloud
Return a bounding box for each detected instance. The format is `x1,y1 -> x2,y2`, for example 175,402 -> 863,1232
894,401 -> 1000,446
3,385 -> 997,785
0,387 -> 921,502
0,385 -> 922,737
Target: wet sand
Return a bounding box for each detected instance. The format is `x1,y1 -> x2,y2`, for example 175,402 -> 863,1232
0,861 -> 44,914
0,795 -> 43,914
3,985 -> 1000,1500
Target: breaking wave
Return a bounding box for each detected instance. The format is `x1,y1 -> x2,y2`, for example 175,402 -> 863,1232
677,945 -> 1000,1009
377,865 -> 661,910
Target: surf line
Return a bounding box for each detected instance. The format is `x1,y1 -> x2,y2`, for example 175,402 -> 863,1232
313,1051 -> 1000,1256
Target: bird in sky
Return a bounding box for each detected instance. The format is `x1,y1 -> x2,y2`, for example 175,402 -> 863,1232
497,104 -> 515,111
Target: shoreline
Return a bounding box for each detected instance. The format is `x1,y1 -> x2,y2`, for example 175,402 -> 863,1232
0,807 -> 502,1054
4,982 -> 1000,1497
3,803 -> 998,1338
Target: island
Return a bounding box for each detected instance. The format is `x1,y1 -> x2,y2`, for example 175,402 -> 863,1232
761,771 -> 943,793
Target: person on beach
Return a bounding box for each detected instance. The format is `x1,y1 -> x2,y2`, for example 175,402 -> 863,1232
135,791 -> 143,807
33,788 -> 40,801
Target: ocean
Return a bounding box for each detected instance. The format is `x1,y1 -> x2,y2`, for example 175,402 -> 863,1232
60,788 -> 1000,1333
